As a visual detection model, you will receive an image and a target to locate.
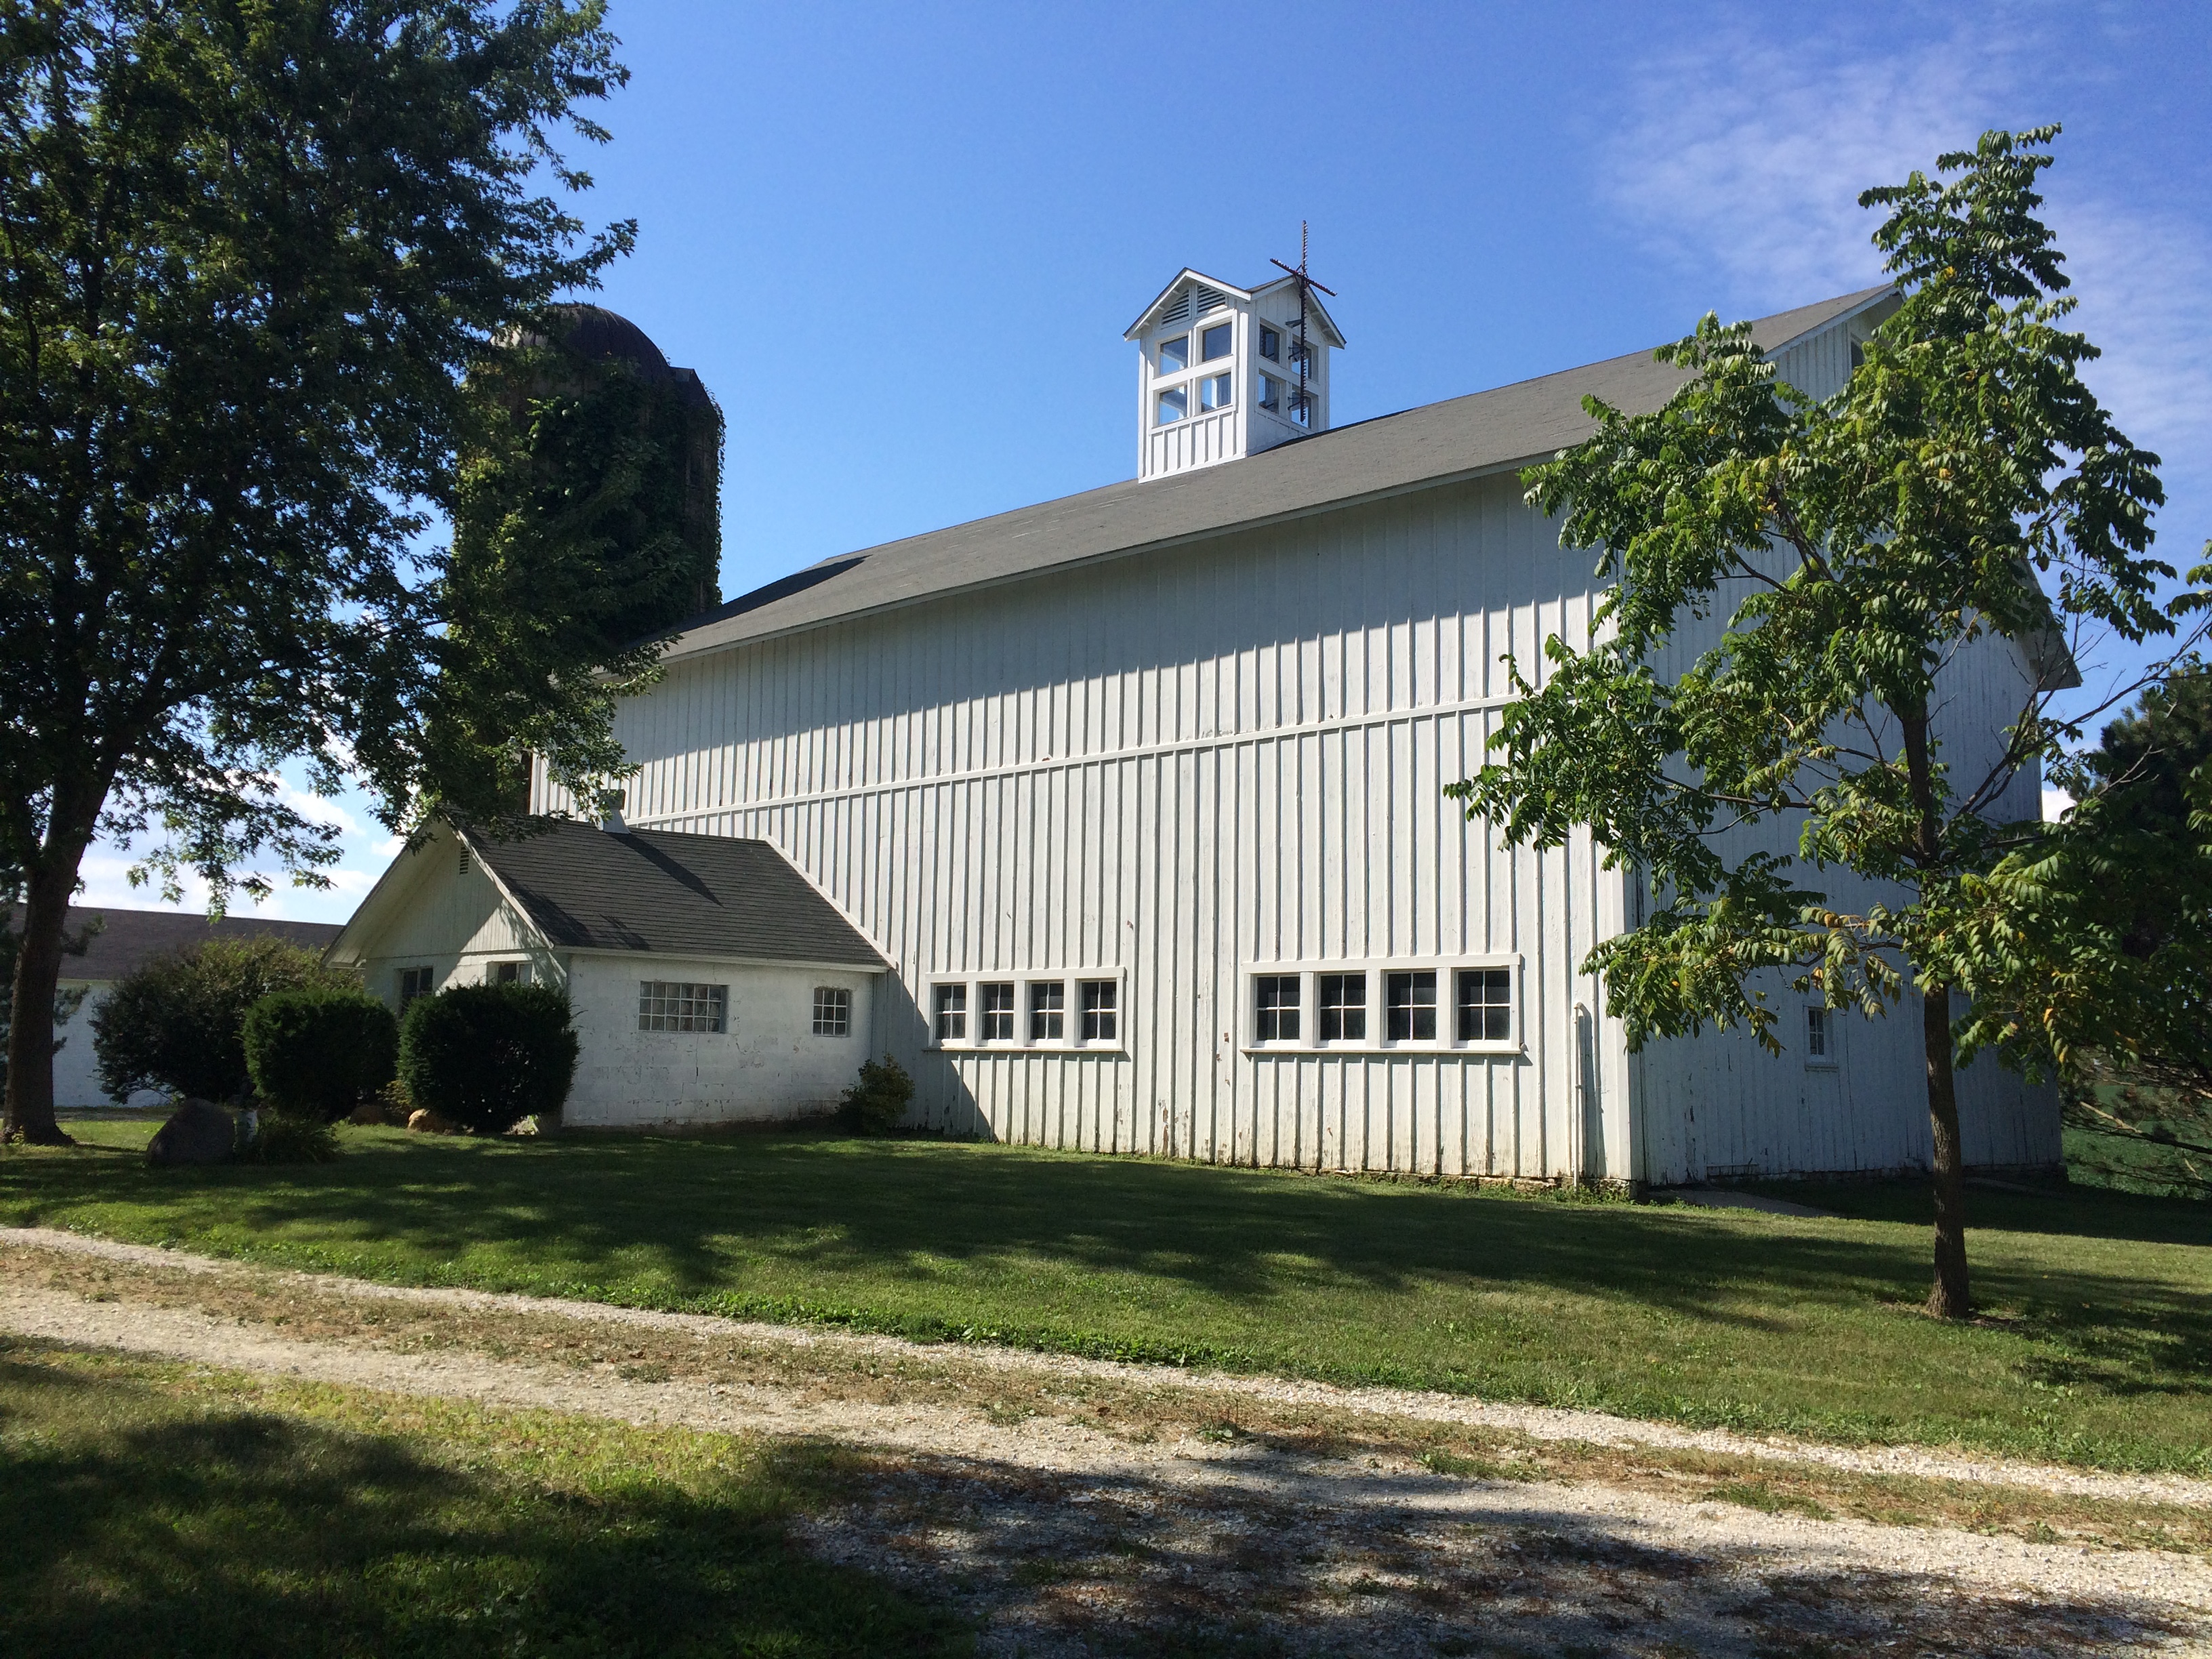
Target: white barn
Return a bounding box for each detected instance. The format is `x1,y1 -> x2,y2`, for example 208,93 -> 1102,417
348,272 -> 2062,1184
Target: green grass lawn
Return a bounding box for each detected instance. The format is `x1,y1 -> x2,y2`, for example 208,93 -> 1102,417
0,1340 -> 967,1657
5,1120 -> 2209,1475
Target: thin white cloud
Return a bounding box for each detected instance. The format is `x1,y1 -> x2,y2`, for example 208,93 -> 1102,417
2042,785 -> 2074,822
279,784 -> 361,837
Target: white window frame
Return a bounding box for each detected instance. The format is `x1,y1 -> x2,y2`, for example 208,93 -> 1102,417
924,970 -> 1128,1054
1805,1003 -> 1839,1069
812,985 -> 853,1038
485,959 -> 532,986
1240,957 -> 1523,1055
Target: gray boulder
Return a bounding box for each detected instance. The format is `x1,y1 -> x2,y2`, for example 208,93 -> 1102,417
146,1099 -> 236,1166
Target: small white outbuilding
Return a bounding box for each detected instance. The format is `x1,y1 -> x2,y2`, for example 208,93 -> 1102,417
352,275 -> 2063,1183
327,819 -> 887,1128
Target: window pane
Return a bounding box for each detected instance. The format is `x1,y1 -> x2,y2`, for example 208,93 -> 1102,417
1200,373 -> 1232,411
1155,386 -> 1187,425
1255,975 -> 1300,1042
935,983 -> 967,1042
1258,326 -> 1279,361
813,985 -> 851,1036
638,980 -> 727,1033
980,982 -> 1015,1041
1257,375 -> 1281,411
1807,1006 -> 1828,1057
1387,972 -> 1436,1041
1080,979 -> 1118,1042
1200,322 -> 1232,362
1457,968 -> 1512,1042
1029,980 -> 1065,1041
1317,972 -> 1366,1042
1288,388 -> 1313,428
1158,334 -> 1188,372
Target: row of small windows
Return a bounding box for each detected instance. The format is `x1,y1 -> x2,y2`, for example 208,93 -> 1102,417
931,976 -> 1120,1048
1156,371 -> 1312,428
1155,322 -> 1313,375
632,981 -> 850,1037
1248,967 -> 1516,1050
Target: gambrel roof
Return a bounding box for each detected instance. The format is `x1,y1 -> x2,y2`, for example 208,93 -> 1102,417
657,285 -> 1898,668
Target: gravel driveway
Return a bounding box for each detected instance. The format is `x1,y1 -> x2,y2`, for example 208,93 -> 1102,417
2,1227 -> 2205,1656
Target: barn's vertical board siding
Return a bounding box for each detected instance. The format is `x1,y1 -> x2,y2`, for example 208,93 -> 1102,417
549,472 -> 1599,1177
531,301 -> 2047,1181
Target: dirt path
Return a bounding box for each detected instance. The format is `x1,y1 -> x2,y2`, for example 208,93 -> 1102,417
3,1226 -> 2207,1656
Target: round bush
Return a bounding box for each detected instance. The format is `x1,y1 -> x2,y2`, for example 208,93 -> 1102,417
243,987 -> 398,1121
93,936 -> 354,1103
398,982 -> 578,1134
841,1054 -> 914,1135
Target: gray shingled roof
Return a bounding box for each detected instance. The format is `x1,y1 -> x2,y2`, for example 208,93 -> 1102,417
464,820 -> 886,968
9,906 -> 342,983
662,286 -> 1894,665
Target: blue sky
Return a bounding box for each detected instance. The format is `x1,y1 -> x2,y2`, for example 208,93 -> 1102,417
83,0 -> 2212,922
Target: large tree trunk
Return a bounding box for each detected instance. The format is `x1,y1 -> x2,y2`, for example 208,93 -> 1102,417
1921,976 -> 1971,1319
5,853 -> 81,1145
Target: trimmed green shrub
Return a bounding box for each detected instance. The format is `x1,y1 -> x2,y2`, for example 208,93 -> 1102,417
243,988 -> 398,1122
841,1054 -> 914,1135
94,937 -> 354,1103
398,982 -> 578,1134
239,1111 -> 341,1164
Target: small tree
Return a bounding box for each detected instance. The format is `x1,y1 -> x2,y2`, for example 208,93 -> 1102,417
1450,127 -> 2203,1317
398,981 -> 577,1133
93,937 -> 350,1103
243,987 -> 400,1121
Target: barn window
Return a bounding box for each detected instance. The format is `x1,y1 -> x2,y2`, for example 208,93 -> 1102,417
979,981 -> 1015,1041
1258,325 -> 1280,361
1080,979 -> 1118,1041
1806,1004 -> 1835,1065
398,966 -> 436,1010
1254,975 -> 1300,1043
1200,322 -> 1233,362
489,960 -> 531,986
1029,980 -> 1065,1042
934,983 -> 967,1043
1257,374 -> 1282,412
1386,971 -> 1436,1042
1317,972 -> 1365,1042
638,981 -> 726,1033
1200,373 -> 1232,411
1155,385 -> 1187,424
1158,334 -> 1189,372
812,986 -> 851,1037
1456,968 -> 1511,1043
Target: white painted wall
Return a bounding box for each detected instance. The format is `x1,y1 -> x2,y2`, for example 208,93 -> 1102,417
564,954 -> 878,1128
48,983 -> 162,1109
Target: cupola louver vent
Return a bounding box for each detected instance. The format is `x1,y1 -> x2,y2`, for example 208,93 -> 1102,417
1156,289 -> 1192,326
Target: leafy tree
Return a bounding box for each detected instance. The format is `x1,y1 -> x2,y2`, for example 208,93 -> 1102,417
1450,127 -> 2203,1317
93,937 -> 351,1103
1953,667 -> 2212,1190
0,1 -> 635,1143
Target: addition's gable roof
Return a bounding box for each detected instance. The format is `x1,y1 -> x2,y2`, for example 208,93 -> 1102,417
465,821 -> 886,968
12,905 -> 342,983
659,285 -> 1895,668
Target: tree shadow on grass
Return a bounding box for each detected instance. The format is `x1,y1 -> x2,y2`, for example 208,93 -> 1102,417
0,1355 -> 967,1658
8,1132 -> 2211,1425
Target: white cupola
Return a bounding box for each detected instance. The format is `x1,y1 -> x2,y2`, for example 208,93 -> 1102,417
1124,267 -> 1346,482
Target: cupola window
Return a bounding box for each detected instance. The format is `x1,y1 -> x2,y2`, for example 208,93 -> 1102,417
1200,373 -> 1232,411
1158,334 -> 1189,373
1156,386 -> 1187,424
1200,322 -> 1233,362
1257,374 -> 1282,412
1258,325 -> 1280,361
